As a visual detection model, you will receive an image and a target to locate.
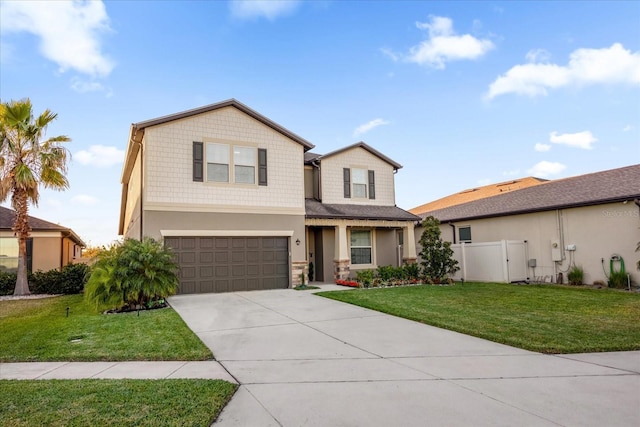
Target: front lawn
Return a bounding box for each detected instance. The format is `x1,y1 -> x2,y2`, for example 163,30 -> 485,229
318,282 -> 640,353
0,295 -> 212,362
0,379 -> 237,427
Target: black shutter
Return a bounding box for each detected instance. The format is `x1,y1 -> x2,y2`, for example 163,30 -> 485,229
258,148 -> 267,186
343,168 -> 351,198
368,170 -> 375,199
193,141 -> 203,182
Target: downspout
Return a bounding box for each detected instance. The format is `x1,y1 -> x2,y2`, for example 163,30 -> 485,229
449,223 -> 456,244
311,160 -> 321,201
140,139 -> 144,240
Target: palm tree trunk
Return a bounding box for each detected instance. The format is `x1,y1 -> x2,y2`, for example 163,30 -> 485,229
14,237 -> 30,295
12,190 -> 31,296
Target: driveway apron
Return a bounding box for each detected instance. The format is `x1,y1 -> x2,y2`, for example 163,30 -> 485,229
168,288 -> 640,427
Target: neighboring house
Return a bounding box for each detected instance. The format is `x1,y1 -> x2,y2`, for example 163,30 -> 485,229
413,165 -> 640,285
118,99 -> 418,293
0,206 -> 85,273
410,176 -> 546,215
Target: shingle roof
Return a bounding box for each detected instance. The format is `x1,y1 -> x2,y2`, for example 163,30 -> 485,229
0,206 -> 85,246
304,152 -> 322,163
410,176 -> 547,215
306,199 -> 420,221
420,164 -> 640,222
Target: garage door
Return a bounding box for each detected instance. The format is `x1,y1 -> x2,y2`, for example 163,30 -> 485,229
165,236 -> 289,294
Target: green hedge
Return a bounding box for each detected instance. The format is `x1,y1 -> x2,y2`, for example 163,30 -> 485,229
0,263 -> 90,296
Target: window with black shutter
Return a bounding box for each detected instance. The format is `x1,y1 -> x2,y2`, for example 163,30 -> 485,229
192,141 -> 203,182
368,170 -> 375,200
343,168 -> 351,198
258,148 -> 267,186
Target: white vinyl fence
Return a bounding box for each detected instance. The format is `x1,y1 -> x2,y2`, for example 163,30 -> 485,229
451,240 -> 528,283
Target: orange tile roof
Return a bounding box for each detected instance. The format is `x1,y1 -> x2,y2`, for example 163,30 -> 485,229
410,177 -> 547,215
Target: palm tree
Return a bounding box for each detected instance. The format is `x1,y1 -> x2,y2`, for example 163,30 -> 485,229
0,99 -> 70,295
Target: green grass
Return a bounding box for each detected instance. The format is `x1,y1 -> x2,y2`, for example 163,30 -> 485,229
0,295 -> 213,362
0,379 -> 237,427
318,282 -> 640,353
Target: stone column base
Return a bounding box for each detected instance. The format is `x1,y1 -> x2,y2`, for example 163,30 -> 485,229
292,261 -> 309,287
334,259 -> 350,281
402,257 -> 417,265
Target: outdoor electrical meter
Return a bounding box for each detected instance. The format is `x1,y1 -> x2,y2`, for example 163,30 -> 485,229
551,240 -> 562,261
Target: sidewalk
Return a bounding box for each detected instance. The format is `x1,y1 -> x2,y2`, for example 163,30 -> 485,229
0,360 -> 236,382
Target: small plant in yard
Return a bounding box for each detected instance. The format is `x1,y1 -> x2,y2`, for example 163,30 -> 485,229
418,216 -> 459,282
608,270 -> 629,289
567,265 -> 584,286
308,261 -> 314,282
356,269 -> 374,288
84,237 -> 179,311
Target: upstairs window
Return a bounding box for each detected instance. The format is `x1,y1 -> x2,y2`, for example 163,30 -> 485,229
195,142 -> 267,185
352,168 -> 367,198
343,168 -> 375,200
206,143 -> 230,183
234,146 -> 255,184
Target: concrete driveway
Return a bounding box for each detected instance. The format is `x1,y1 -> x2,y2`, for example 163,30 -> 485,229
168,286 -> 640,426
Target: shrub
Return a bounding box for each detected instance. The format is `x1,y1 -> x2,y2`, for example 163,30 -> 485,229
84,238 -> 179,311
308,262 -> 314,282
402,262 -> 421,281
567,265 -> 584,286
0,264 -> 89,296
377,265 -> 396,283
608,270 -> 629,289
356,269 -> 375,288
419,216 -> 459,282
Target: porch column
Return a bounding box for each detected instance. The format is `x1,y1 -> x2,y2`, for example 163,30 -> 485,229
334,223 -> 350,281
402,222 -> 417,264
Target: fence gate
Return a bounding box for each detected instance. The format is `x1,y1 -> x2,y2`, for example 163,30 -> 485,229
451,240 -> 528,283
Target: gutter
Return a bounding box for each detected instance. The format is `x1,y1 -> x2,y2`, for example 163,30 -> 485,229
449,223 -> 456,244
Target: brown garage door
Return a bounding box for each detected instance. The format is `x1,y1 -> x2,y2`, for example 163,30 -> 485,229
165,236 -> 289,294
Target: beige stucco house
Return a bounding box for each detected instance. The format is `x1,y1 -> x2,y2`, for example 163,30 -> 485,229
413,165 -> 640,285
0,206 -> 85,273
119,99 -> 418,293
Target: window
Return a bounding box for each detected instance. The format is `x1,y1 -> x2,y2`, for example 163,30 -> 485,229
352,168 -> 367,198
459,226 -> 472,243
234,146 -> 255,184
350,229 -> 372,265
0,237 -> 32,273
344,168 -> 375,200
200,143 -> 265,185
206,143 -> 229,182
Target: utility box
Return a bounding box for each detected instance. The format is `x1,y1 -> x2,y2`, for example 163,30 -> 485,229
528,259 -> 537,268
551,240 -> 562,261
566,244 -> 576,251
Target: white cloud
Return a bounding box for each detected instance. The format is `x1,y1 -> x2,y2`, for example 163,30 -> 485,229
70,77 -> 113,96
525,48 -> 551,63
229,0 -> 300,20
476,178 -> 492,186
527,161 -> 566,177
353,118 -> 390,137
72,195 -> 99,205
549,131 -> 597,150
1,0 -> 114,77
534,143 -> 552,152
386,15 -> 494,69
75,145 -> 125,167
623,125 -> 633,132
487,43 -> 640,99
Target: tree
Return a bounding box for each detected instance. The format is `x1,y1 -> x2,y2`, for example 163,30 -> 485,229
84,238 -> 179,311
0,99 -> 70,295
418,216 -> 459,282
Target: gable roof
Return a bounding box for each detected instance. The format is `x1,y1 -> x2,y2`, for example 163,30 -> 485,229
419,164 -> 640,223
410,177 -> 547,215
317,142 -> 402,170
0,206 -> 85,246
305,199 -> 420,222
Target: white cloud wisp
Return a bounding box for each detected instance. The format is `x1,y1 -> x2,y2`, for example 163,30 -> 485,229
75,145 -> 125,168
487,43 -> 640,99
534,143 -> 552,152
549,131 -> 597,150
353,119 -> 390,137
229,0 -> 300,20
386,15 -> 494,69
527,161 -> 566,178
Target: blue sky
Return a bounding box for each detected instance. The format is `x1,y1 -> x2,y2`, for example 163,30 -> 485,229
1,0 -> 639,247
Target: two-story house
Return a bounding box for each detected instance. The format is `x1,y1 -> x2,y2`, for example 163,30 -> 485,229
119,99 -> 419,293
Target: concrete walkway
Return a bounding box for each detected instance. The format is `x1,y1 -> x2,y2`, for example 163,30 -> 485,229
167,286 -> 640,427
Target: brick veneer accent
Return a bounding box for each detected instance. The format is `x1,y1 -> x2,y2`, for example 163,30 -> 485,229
292,261 -> 309,286
334,259 -> 350,281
